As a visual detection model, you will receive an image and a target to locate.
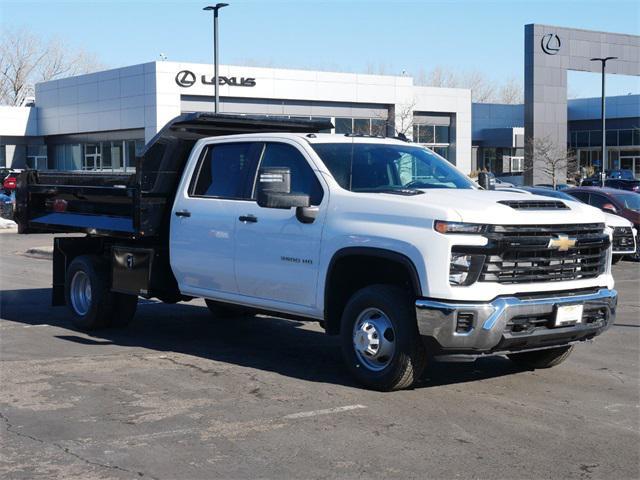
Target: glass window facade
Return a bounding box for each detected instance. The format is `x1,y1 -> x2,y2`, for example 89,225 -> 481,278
478,147 -> 523,174
51,140 -> 144,172
334,117 -> 387,136
570,127 -> 639,178
570,128 -> 640,149
26,145 -> 48,170
413,124 -> 451,161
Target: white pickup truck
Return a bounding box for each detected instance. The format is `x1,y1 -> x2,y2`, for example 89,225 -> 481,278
16,114 -> 617,390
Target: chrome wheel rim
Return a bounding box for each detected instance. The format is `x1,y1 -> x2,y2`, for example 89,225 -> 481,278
352,307 -> 396,372
70,270 -> 92,316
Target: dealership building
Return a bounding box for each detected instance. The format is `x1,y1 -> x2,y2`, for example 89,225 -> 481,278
0,61 -> 471,173
472,93 -> 640,180
0,23 -> 638,182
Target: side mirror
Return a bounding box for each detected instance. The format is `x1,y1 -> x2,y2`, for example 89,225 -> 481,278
256,167 -> 310,210
478,172 -> 495,190
602,203 -> 617,214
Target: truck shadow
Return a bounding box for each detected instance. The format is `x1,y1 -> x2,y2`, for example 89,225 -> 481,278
2,288 -> 527,390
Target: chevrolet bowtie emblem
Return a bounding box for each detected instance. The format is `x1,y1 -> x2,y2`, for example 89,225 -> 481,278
548,234 -> 577,251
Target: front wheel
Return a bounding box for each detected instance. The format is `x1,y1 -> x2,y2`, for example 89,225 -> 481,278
508,345 -> 574,369
340,285 -> 427,391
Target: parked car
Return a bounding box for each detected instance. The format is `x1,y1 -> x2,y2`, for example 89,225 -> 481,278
518,187 -> 637,263
565,186 -> 640,260
603,178 -> 640,192
580,176 -> 640,192
534,183 -> 571,191
15,113 -> 618,391
2,168 -> 21,195
606,169 -> 636,181
494,177 -> 515,188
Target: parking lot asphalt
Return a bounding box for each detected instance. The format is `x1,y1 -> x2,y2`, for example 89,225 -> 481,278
1,230 -> 639,480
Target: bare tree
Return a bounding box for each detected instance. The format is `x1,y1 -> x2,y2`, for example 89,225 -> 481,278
460,70 -> 495,103
415,66 -> 524,104
421,66 -> 459,88
372,99 -> 417,138
392,100 -> 417,137
0,28 -> 102,106
527,135 -> 578,188
497,77 -> 524,104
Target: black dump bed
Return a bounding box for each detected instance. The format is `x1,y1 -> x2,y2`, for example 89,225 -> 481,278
16,113 -> 333,238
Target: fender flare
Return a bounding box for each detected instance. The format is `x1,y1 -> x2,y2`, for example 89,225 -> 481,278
323,247 -> 423,333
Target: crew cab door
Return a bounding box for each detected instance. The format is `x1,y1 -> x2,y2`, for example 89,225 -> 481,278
170,141 -> 259,296
234,141 -> 327,310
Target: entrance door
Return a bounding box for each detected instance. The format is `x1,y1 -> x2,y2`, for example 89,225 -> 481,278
234,141 -> 326,310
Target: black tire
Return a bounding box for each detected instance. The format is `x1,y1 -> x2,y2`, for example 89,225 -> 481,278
65,255 -> 113,330
611,255 -> 622,264
108,293 -> 138,328
340,284 -> 427,391
204,299 -> 250,319
508,345 -> 574,369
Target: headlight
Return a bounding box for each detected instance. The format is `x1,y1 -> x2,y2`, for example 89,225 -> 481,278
449,253 -> 485,286
449,254 -> 472,285
434,221 -> 486,234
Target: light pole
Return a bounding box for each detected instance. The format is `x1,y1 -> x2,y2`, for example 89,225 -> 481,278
203,3 -> 229,114
590,56 -> 617,186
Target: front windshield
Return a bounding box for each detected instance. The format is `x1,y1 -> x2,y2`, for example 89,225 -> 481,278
614,192 -> 640,211
311,143 -> 476,192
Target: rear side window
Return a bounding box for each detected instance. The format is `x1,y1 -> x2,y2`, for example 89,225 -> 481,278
191,142 -> 254,198
254,143 -> 324,205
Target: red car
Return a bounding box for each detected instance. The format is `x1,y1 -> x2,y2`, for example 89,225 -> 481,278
1,169 -> 19,193
565,186 -> 640,258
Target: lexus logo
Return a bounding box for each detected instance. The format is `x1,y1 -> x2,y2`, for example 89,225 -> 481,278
175,70 -> 196,87
541,33 -> 561,55
174,69 -> 256,88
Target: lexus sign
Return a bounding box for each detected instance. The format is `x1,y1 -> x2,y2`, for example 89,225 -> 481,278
540,33 -> 561,55
175,70 -> 256,88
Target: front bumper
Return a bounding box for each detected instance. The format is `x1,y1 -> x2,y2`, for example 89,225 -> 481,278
416,288 -> 617,355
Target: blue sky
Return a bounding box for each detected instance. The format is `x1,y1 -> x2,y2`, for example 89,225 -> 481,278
2,0 -> 639,97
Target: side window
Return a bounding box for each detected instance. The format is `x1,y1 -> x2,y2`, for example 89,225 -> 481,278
255,143 -> 324,206
191,142 -> 254,198
589,194 -> 609,209
569,191 -> 589,203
